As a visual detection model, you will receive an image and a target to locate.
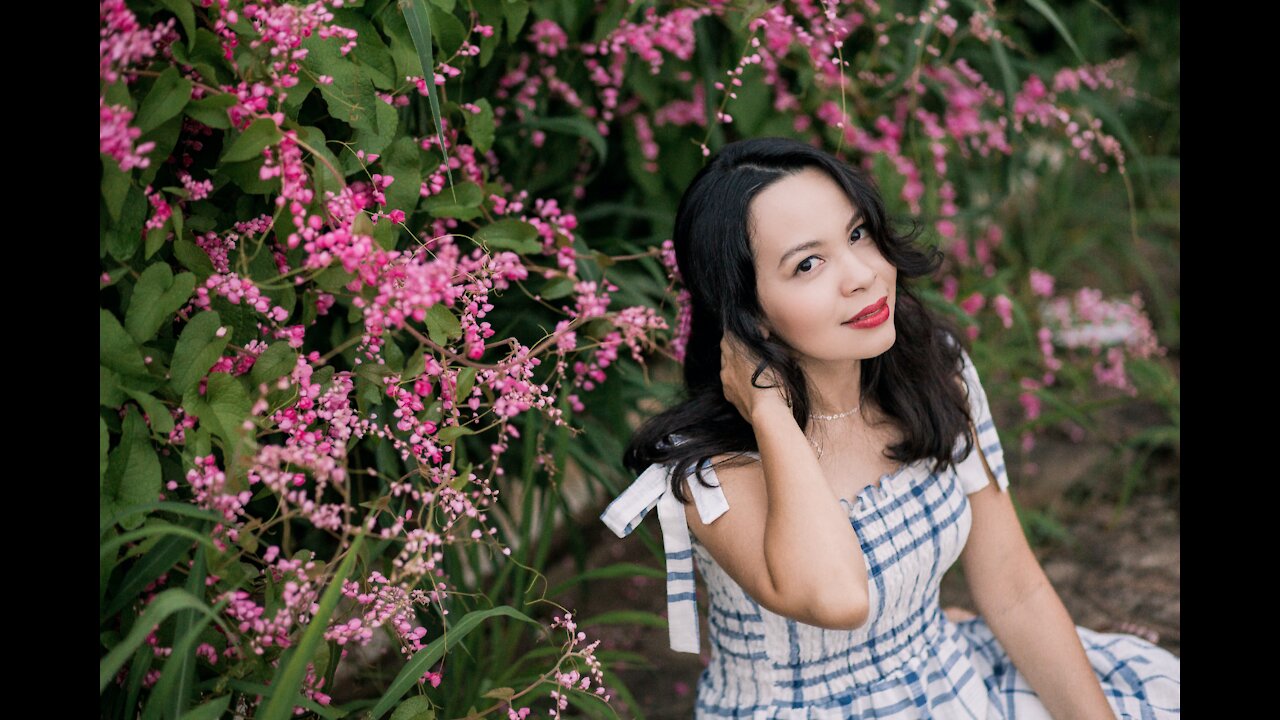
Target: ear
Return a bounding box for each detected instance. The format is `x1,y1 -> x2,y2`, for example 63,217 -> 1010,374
758,322 -> 771,340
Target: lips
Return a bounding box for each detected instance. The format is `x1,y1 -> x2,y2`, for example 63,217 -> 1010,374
846,297 -> 888,324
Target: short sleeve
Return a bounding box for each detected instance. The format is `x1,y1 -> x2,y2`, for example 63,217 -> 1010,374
951,344 -> 1011,494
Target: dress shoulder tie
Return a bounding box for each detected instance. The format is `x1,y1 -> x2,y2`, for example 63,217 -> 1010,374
599,460 -> 728,653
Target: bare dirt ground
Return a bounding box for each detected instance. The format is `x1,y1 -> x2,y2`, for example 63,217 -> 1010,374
549,402 -> 1180,719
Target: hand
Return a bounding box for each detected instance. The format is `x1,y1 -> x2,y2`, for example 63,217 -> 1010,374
720,331 -> 790,423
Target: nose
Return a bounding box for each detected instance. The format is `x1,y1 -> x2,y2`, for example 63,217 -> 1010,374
838,246 -> 878,296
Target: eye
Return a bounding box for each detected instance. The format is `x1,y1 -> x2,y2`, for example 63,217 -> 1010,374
794,255 -> 822,275
850,224 -> 870,243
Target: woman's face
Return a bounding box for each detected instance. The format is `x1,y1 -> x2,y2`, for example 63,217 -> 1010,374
748,167 -> 898,372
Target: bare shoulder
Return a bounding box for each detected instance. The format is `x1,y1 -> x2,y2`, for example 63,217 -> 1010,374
681,453 -> 765,536
679,453 -> 781,607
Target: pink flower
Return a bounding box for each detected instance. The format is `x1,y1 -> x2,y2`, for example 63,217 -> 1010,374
959,292 -> 986,315
992,294 -> 1014,328
100,98 -> 155,171
529,20 -> 568,57
1018,391 -> 1041,421
1029,268 -> 1055,297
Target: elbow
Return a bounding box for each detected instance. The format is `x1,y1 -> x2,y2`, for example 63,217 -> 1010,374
811,591 -> 869,631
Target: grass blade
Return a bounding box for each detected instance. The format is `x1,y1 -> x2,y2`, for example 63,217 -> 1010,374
1024,0 -> 1087,65
400,0 -> 454,202
101,532 -> 197,620
366,605 -> 544,719
100,589 -> 231,693
257,533 -> 366,720
546,561 -> 664,599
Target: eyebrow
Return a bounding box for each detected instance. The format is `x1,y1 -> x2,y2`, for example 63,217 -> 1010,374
776,211 -> 864,270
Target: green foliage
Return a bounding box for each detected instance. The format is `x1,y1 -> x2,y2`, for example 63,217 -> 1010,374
101,0 -> 1176,717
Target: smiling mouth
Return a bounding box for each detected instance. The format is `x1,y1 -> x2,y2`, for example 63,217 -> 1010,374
845,297 -> 888,324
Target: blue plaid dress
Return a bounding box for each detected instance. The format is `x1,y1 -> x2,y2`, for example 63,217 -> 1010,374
600,349 -> 1180,718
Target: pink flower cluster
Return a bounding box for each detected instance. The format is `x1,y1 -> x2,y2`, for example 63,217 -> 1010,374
190,272 -> 292,324
100,0 -> 173,84
545,612 -> 610,716
100,99 -> 155,172
1038,288 -> 1165,395
242,0 -> 356,98
1013,71 -> 1128,172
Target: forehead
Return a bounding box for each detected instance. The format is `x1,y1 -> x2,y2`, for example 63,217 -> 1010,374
748,167 -> 857,259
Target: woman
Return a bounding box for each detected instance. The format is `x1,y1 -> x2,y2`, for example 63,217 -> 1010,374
600,137 -> 1179,717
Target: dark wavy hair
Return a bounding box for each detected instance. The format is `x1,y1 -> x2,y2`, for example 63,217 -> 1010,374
623,137 -> 978,503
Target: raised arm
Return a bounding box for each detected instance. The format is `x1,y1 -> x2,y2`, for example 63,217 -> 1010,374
682,333 -> 869,630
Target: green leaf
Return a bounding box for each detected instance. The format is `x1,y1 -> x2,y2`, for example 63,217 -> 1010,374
100,502 -> 224,536
284,71 -> 316,113
401,0 -> 452,199
169,311 -> 229,395
463,98 -> 495,153
141,547 -> 212,720
424,304 -> 461,345
316,265 -> 356,293
258,534 -> 366,720
102,532 -> 194,620
99,589 -> 230,693
250,342 -> 299,387
200,373 -> 254,455
156,0 -> 197,51
403,346 -> 426,379
422,181 -> 483,220
100,405 -> 163,530
301,32 -> 384,138
220,118 -> 282,164
138,115 -> 186,187
99,525 -> 221,564
436,424 -> 474,444
296,125 -> 346,195
136,66 -> 194,134
102,158 -> 132,222
102,366 -> 128,408
474,0 -> 502,66
455,366 -> 476,402
220,156 -> 279,195
519,116 -> 607,164
546,561 -> 664,599
127,264 -> 197,344
382,136 -> 423,219
540,276 -> 575,300
382,8 -> 425,80
145,224 -> 168,260
172,236 -> 215,278
122,388 -> 175,435
331,8 -> 398,89
101,417 -> 110,486
101,309 -> 152,380
366,606 -> 543,720
177,696 -> 231,720
427,4 -> 465,56
390,696 -> 437,720
473,218 -> 540,254
502,0 -> 529,44
184,94 -> 235,130
1024,0 -> 1088,66
108,184 -> 148,262
577,609 -> 669,628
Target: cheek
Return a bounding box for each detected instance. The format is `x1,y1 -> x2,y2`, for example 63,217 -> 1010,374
763,287 -> 823,340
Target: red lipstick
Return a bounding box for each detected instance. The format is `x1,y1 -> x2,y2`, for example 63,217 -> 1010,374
844,297 -> 889,328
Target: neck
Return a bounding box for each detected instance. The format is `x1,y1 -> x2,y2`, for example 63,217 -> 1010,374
803,358 -> 864,418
